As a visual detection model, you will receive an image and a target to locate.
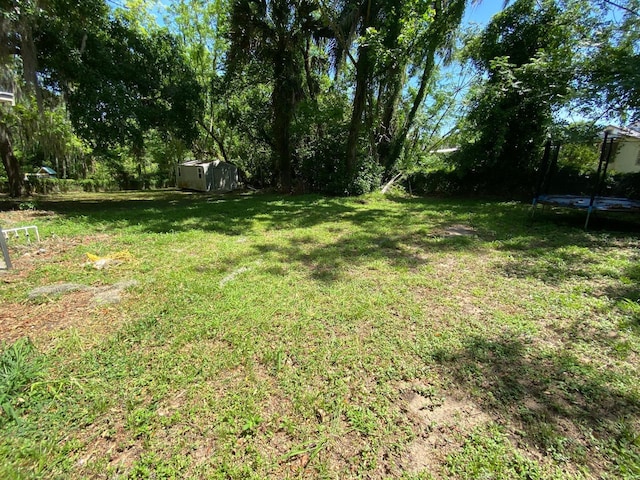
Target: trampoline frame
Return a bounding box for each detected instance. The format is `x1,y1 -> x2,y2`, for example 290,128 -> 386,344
531,131 -> 640,229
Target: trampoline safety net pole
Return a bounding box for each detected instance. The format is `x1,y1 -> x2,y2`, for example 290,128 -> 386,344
532,140 -> 552,218
585,131 -> 610,230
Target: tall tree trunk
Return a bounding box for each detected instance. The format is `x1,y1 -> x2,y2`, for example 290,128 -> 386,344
272,82 -> 294,192
384,0 -> 466,175
19,20 -> 43,112
302,38 -> 318,102
385,48 -> 436,175
345,45 -> 371,176
272,56 -> 296,193
344,0 -> 375,178
0,122 -> 23,197
376,64 -> 405,177
374,1 -> 404,177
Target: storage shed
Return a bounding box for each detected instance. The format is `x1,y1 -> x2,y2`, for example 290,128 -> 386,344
24,166 -> 57,180
176,160 -> 238,192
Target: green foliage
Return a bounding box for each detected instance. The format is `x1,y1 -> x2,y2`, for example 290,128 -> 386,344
550,122 -> 601,173
606,172 -> 640,200
446,425 -> 553,479
1,0 -> 203,194
0,339 -> 43,425
227,0 -> 326,191
580,0 -> 640,122
454,0 -> 589,195
6,95 -> 91,179
408,168 -> 465,195
4,0 -> 638,198
24,177 -> 69,195
340,0 -> 468,181
56,21 -> 204,152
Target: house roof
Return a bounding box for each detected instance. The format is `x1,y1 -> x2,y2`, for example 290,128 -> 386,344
604,125 -> 640,140
38,166 -> 57,175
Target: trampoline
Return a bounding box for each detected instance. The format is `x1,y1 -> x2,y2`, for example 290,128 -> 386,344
535,195 -> 640,212
532,131 -> 640,229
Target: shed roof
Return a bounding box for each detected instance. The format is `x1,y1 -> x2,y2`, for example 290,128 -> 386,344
38,166 -> 57,175
180,160 -> 225,167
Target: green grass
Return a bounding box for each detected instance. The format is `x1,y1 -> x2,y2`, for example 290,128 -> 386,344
0,190 -> 639,479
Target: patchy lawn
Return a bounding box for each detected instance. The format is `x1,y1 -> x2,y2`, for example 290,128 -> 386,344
1,191 -> 639,479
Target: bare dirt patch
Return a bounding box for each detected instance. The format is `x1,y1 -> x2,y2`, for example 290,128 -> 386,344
428,224 -> 478,238
0,208 -> 58,226
0,291 -> 126,344
1,233 -> 113,277
74,409 -> 144,476
0,234 -> 130,344
400,385 -> 491,477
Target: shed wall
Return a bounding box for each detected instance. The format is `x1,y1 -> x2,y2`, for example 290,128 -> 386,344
212,163 -> 238,192
177,164 -> 208,191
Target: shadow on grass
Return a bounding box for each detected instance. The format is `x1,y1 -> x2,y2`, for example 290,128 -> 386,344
432,333 -> 640,473
18,191 -> 640,287
253,230 -> 478,282
24,191 -> 493,281
490,221 -> 640,286
29,191 -> 360,235
25,191 -> 517,236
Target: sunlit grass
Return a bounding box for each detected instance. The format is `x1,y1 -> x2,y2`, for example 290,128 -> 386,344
0,190 -> 639,479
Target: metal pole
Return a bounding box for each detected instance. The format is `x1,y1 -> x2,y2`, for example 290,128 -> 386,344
598,138 -> 615,196
532,140 -> 552,219
585,132 -> 610,230
0,227 -> 12,270
534,140 -> 552,200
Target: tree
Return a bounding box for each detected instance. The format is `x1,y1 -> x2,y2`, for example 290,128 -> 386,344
227,0 -> 325,192
168,0 -> 234,162
327,0 -> 470,183
0,0 -> 42,197
580,0 -> 640,122
36,3 -> 204,186
0,0 -> 203,193
454,0 -> 588,194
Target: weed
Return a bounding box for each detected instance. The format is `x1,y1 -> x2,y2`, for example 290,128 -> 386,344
18,201 -> 38,211
446,425 -> 562,479
0,338 -> 44,424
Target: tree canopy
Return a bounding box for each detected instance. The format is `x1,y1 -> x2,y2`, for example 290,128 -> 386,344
0,0 -> 639,197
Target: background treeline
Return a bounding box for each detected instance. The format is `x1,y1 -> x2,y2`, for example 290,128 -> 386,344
1,0 -> 639,197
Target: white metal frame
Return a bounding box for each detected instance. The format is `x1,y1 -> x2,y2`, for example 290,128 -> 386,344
2,225 -> 40,243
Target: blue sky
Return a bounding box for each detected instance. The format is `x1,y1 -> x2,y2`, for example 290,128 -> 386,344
129,1 -> 505,30
463,2 -> 505,26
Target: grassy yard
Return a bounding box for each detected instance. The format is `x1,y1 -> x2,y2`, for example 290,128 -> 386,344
0,190 -> 639,479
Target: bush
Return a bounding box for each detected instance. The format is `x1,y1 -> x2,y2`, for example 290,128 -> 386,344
408,169 -> 466,195
535,167 -> 640,200
24,177 -> 63,195
407,163 -> 640,201
605,172 -> 640,199
539,166 -> 596,196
